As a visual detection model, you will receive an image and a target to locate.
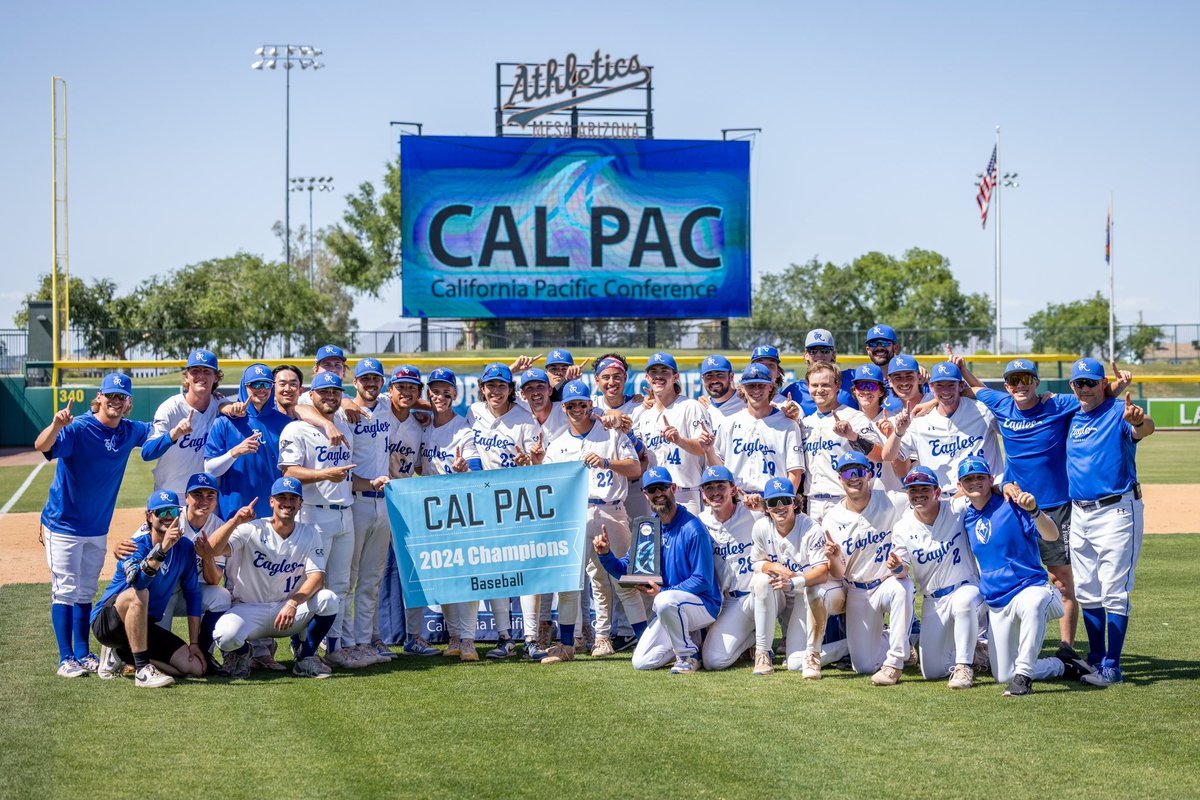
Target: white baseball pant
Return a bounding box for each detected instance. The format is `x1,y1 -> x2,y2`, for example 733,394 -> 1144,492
158,583 -> 233,629
845,577 -> 914,673
918,583 -> 983,679
212,589 -> 340,652
301,506 -> 354,645
750,572 -> 812,670
808,580 -> 849,665
631,590 -> 715,669
986,583 -> 1065,683
701,593 -> 754,670
586,504 -> 648,637
1070,496 -> 1144,616
441,601 -> 479,641
349,495 -> 393,646
43,528 -> 107,604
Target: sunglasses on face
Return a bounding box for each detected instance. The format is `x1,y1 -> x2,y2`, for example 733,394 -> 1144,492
102,393 -> 127,402
807,347 -> 834,355
247,381 -> 272,390
1005,374 -> 1036,387
643,484 -> 671,495
902,473 -> 934,487
866,339 -> 892,348
1072,378 -> 1100,389
838,466 -> 868,480
765,496 -> 794,509
854,381 -> 882,393
153,507 -> 181,520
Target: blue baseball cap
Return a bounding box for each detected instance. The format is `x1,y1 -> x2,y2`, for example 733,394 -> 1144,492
700,354 -> 733,375
100,373 -> 132,396
835,452 -> 872,472
740,363 -> 774,385
481,362 -> 513,383
427,367 -> 457,386
929,361 -> 963,383
1003,358 -> 1040,379
646,352 -> 678,372
957,456 -> 993,479
271,476 -> 303,497
641,466 -> 674,489
390,365 -> 422,386
805,329 -> 835,349
520,367 -> 550,386
701,465 -> 735,485
888,354 -> 920,374
243,363 -> 272,386
311,372 -> 343,391
354,358 -> 386,379
185,472 -> 218,494
561,380 -> 591,401
1071,358 -> 1105,382
315,344 -> 346,363
902,466 -> 939,488
865,324 -> 897,344
751,345 -> 780,363
147,489 -> 180,512
545,349 -> 574,367
186,349 -> 218,371
763,478 -> 795,500
852,363 -> 885,384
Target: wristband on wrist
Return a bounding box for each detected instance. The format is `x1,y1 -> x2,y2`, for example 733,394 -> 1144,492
604,458 -> 610,469
890,563 -> 903,575
286,599 -> 299,609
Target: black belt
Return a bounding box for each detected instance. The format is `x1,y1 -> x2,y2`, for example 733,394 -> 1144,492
927,579 -> 972,599
355,491 -> 385,499
1073,484 -> 1140,512
729,590 -> 750,598
313,504 -> 350,510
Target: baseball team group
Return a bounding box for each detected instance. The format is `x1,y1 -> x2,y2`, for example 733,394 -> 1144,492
36,323 -> 1153,696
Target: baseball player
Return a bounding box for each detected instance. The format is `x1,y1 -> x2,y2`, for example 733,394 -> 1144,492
849,363 -> 905,491
746,478 -> 840,677
271,365 -> 304,419
293,344 -> 371,443
466,362 -> 541,659
884,354 -> 931,412
822,452 -> 913,686
207,477 -> 340,679
1065,358 -> 1155,684
747,345 -> 789,402
799,362 -> 882,522
882,361 -> 1003,497
699,354 -> 746,436
630,352 -> 715,514
36,372 -> 181,677
890,466 -> 982,689
780,330 -> 857,415
543,348 -> 586,401
205,363 -> 291,521
146,349 -> 228,496
713,363 -> 805,509
593,354 -> 651,526
861,324 -> 907,413
278,372 -> 388,669
416,367 -> 484,661
697,466 -> 758,670
958,457 -> 1105,695
89,490 -> 208,687
538,380 -> 645,663
594,466 -> 721,674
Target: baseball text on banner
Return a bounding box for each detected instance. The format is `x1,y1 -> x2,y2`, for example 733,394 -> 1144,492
385,462 -> 589,607
401,136 -> 751,319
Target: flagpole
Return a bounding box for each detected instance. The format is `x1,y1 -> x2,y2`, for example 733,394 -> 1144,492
1108,192 -> 1115,360
994,125 -> 1002,354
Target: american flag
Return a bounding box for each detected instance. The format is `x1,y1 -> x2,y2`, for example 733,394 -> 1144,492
976,145 -> 997,229
1105,204 -> 1112,264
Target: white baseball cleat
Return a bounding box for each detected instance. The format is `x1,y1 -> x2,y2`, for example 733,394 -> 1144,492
802,652 -> 822,680
948,664 -> 975,690
293,655 -> 333,679
871,665 -> 902,686
445,636 -> 463,657
590,636 -> 615,657
670,656 -> 699,674
135,663 -> 175,688
752,648 -> 774,676
56,658 -> 87,678
97,646 -> 125,679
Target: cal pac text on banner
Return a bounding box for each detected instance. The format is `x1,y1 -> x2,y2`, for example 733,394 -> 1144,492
384,462 -> 588,607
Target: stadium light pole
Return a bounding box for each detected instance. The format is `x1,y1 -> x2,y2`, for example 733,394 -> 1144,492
252,44 -> 324,267
290,177 -> 334,286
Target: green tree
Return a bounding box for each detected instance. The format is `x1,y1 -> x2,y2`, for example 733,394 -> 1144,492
15,274 -> 145,358
1025,292 -> 1164,360
325,156 -> 402,297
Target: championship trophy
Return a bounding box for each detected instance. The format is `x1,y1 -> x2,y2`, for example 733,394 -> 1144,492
618,515 -> 663,587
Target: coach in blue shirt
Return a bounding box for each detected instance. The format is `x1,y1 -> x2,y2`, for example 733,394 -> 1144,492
596,466 -> 720,674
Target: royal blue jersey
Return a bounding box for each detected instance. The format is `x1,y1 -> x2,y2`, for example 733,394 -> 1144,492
600,505 -> 722,618
962,494 -> 1046,609
1066,397 -> 1139,501
205,404 -> 291,520
974,388 -> 1080,508
91,530 -> 201,622
40,413 -> 154,538
781,369 -> 858,416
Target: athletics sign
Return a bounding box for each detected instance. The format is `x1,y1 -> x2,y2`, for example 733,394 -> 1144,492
385,462 -> 588,607
401,136 -> 751,319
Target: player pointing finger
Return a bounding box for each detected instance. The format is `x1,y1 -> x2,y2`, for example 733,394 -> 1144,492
451,446 -> 468,473
53,399 -> 74,429
170,408 -> 195,441
1123,392 -> 1145,426
593,524 -> 610,555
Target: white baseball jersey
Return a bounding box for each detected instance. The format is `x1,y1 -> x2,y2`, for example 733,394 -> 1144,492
223,519 -> 326,604
892,499 -> 978,595
150,394 -> 224,495
387,412 -> 424,479
466,402 -> 540,470
899,399 -> 1003,495
700,504 -> 757,596
543,422 -> 637,503
706,393 -> 747,439
715,408 -> 804,493
418,415 -> 478,476
823,489 -> 908,584
348,400 -> 394,480
531,403 -> 570,444
278,419 -> 354,506
181,512 -> 226,573
749,512 -> 827,575
800,405 -> 881,497
866,410 -> 904,492
631,396 -> 712,488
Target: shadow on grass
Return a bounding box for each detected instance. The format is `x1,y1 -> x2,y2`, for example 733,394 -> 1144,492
1114,651 -> 1200,685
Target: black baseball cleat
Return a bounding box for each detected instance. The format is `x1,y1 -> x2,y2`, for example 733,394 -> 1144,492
1003,673 -> 1033,696
1055,644 -> 1099,682
612,635 -> 639,653
204,652 -> 230,678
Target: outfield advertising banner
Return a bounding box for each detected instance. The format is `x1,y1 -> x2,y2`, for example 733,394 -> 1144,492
384,462 -> 588,607
1147,397 -> 1200,429
400,136 -> 751,319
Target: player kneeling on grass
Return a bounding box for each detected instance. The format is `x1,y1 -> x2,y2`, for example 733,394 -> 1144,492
891,467 -> 983,690
90,491 -> 208,688
957,457 -> 1105,696
206,477 -> 340,679
594,467 -> 721,674
746,478 -> 843,677
698,466 -> 758,671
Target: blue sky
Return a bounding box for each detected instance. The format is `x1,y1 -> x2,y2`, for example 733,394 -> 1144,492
3,1 -> 1197,336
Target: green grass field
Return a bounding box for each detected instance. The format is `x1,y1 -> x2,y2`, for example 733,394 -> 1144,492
1,536 -> 1198,799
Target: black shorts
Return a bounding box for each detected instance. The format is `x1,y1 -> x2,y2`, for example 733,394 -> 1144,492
1037,503 -> 1072,567
91,598 -> 187,664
